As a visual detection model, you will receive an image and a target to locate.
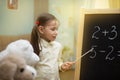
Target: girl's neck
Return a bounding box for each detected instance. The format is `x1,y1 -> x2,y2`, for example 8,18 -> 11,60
41,37 -> 51,42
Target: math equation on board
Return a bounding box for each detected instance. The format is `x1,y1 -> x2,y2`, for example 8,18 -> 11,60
82,25 -> 120,61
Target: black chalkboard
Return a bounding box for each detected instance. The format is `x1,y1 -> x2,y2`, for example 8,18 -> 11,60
74,9 -> 120,80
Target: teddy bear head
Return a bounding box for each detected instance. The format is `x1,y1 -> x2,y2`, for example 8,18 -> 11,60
0,39 -> 40,66
0,54 -> 36,80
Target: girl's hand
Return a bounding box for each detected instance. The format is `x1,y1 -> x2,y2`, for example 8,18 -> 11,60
61,62 -> 75,71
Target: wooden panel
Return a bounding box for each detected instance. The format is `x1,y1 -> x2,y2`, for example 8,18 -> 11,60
34,0 -> 48,21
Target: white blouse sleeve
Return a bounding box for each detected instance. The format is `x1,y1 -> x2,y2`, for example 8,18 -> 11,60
58,44 -> 64,71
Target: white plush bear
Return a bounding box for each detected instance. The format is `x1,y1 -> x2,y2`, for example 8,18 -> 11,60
0,54 -> 37,80
0,39 -> 40,66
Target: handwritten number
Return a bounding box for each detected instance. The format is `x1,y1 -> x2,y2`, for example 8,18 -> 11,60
108,25 -> 117,40
92,26 -> 100,39
105,46 -> 115,60
90,46 -> 97,58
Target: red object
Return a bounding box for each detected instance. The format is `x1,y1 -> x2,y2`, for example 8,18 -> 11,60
36,21 -> 40,25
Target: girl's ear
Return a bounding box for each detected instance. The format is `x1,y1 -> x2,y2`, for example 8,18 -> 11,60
38,26 -> 44,34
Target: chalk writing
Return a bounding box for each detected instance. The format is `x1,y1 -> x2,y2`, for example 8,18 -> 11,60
82,25 -> 119,61
92,25 -> 117,40
84,45 -> 120,60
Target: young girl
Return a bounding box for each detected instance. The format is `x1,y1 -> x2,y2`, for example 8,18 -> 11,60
31,13 -> 74,80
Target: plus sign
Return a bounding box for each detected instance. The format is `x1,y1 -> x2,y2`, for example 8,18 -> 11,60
102,30 -> 109,36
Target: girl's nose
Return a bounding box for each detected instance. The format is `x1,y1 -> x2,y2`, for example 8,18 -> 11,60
55,30 -> 58,35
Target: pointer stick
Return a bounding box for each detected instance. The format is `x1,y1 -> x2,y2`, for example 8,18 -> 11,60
74,48 -> 94,63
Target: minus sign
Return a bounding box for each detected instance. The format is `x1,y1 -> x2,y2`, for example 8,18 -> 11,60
117,54 -> 120,56
117,51 -> 120,53
117,51 -> 120,56
99,50 -> 105,53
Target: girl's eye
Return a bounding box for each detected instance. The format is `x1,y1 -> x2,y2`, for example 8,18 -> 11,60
51,28 -> 56,31
51,27 -> 58,31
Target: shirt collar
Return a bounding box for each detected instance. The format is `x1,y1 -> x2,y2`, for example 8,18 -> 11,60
40,38 -> 54,48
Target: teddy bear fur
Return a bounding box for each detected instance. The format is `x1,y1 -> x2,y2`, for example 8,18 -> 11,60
0,39 -> 40,66
0,54 -> 37,80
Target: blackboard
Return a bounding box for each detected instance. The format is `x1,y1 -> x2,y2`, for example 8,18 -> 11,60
74,9 -> 120,80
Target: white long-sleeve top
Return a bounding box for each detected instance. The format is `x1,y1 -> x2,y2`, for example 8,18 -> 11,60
35,39 -> 63,80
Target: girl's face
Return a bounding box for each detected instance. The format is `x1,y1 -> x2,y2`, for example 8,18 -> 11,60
38,20 -> 59,42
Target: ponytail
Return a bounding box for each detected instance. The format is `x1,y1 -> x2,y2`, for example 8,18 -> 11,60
30,26 -> 40,56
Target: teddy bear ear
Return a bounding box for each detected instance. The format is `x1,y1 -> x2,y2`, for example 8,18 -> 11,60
22,45 -> 29,51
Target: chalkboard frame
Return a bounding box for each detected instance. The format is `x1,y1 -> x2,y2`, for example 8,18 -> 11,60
74,9 -> 120,80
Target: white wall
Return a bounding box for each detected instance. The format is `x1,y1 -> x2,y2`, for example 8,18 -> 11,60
0,0 -> 34,35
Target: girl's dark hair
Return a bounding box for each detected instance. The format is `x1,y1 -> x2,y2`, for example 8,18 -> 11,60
30,13 -> 57,56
